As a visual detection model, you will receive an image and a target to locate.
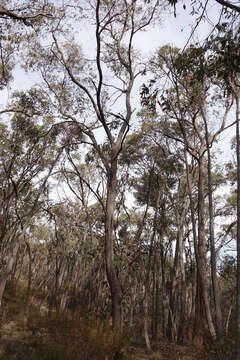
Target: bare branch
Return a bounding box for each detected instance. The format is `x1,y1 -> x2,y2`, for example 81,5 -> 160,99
215,0 -> 240,13
0,7 -> 53,26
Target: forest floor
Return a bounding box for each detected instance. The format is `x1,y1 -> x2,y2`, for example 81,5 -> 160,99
126,339 -> 212,360
0,319 -> 214,360
0,283 -> 224,360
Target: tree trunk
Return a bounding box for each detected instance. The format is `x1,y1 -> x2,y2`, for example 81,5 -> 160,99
167,238 -> 179,341
152,250 -> 160,341
235,90 -> 240,360
167,183 -> 189,343
0,241 -> 20,306
225,302 -> 233,336
159,230 -> 168,337
142,185 -> 160,348
203,112 -> 223,339
177,205 -> 188,344
0,226 -> 28,306
143,285 -> 152,352
25,240 -> 32,313
183,144 -> 200,341
197,155 -> 216,340
105,151 -> 122,329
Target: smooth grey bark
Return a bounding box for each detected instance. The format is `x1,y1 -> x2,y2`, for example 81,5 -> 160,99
0,226 -> 28,306
143,285 -> 152,352
0,241 -> 20,306
197,154 -> 217,340
142,186 -> 161,350
152,253 -> 160,341
183,146 -> 216,340
183,149 -> 199,337
225,302 -> 233,336
235,90 -> 240,360
179,104 -> 230,340
176,195 -> 188,344
167,193 -> 189,342
25,239 -> 32,313
202,116 -> 223,339
159,227 -> 168,337
105,151 -> 122,329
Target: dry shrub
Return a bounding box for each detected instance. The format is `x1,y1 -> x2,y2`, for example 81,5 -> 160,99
81,317 -> 125,360
27,310 -> 126,360
2,280 -> 27,324
203,335 -> 236,360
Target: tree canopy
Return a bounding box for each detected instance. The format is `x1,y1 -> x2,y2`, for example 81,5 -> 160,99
0,1 -> 240,359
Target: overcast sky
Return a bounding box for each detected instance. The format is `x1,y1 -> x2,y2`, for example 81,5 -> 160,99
0,1 -> 234,161
0,2 -> 220,102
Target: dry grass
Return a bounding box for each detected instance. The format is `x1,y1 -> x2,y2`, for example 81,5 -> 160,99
0,281 -> 236,360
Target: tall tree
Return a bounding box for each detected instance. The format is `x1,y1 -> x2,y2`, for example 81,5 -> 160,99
21,0 -> 163,329
200,27 -> 240,356
0,0 -> 57,89
0,91 -> 63,305
141,44 -> 233,340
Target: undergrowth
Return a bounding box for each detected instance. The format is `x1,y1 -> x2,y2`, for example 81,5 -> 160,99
1,281 -> 127,360
27,309 -> 126,360
0,280 -> 237,360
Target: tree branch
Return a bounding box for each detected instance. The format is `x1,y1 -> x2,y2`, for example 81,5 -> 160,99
215,0 -> 240,13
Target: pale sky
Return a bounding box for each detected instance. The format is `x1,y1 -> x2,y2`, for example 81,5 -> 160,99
0,1 -> 234,162
0,2 -> 220,102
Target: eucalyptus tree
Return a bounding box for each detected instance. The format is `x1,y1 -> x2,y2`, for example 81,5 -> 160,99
203,27 -> 240,357
167,0 -> 240,25
0,1 -> 54,24
43,200 -> 104,314
21,0 -> 166,328
0,0 -> 58,89
0,91 -> 64,305
120,120 -> 188,344
21,196 -> 109,317
141,44 -> 234,341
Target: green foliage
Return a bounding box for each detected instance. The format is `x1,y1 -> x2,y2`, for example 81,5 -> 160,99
172,30 -> 240,93
205,29 -> 240,91
219,255 -> 236,278
0,1 -> 239,359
